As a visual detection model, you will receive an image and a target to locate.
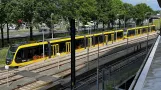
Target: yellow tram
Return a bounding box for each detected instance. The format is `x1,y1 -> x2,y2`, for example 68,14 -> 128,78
6,25 -> 156,67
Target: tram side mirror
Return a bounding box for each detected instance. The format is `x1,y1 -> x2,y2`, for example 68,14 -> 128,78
158,0 -> 161,7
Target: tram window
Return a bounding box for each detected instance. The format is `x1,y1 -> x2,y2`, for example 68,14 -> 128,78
95,36 -> 99,44
10,46 -> 18,52
99,36 -> 103,43
117,32 -> 123,38
31,45 -> 49,58
29,46 -> 43,60
76,39 -> 84,49
15,49 -> 25,63
152,26 -> 155,30
45,44 -> 49,55
15,44 -> 51,63
143,28 -> 146,33
59,42 -> 66,53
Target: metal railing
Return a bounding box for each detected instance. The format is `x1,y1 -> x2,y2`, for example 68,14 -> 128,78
129,34 -> 159,90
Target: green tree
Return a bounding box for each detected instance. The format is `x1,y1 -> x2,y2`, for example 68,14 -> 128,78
107,0 -> 124,29
35,0 -> 58,37
123,3 -> 135,27
35,0 -> 58,26
0,0 -> 6,47
59,0 -> 97,28
134,3 -> 153,25
96,0 -> 109,30
153,10 -> 160,15
3,0 -> 17,43
10,0 -> 37,40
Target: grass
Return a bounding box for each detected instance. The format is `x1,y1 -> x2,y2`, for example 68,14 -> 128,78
0,47 -> 8,65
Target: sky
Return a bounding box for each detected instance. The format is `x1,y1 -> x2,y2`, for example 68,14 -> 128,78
122,0 -> 160,10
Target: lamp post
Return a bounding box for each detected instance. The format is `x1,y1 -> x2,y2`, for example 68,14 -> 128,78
97,37 -> 100,90
135,18 -> 138,35
124,15 -> 126,29
116,14 -> 119,42
90,25 -> 92,35
43,29 -> 45,58
70,18 -> 76,89
145,12 -> 151,52
51,13 -> 54,39
5,65 -> 9,87
147,17 -> 150,52
145,12 -> 151,26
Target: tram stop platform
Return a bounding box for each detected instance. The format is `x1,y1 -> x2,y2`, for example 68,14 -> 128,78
130,35 -> 161,90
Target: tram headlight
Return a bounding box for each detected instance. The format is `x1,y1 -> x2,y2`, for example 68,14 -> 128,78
6,58 -> 12,65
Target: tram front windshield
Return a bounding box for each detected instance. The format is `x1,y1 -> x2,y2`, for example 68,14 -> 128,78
6,46 -> 17,61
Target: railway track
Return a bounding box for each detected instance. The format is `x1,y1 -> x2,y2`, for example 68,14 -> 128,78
0,34 -> 157,78
21,33 -> 156,72
69,47 -> 148,90
0,33 -> 157,90
14,42 -> 152,90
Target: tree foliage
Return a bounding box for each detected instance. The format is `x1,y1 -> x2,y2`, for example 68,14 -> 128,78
0,0 -> 155,46
59,0 -> 97,24
2,0 -> 155,28
134,3 -> 153,25
123,3 -> 135,20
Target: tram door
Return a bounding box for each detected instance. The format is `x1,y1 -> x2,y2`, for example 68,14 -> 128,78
52,44 -> 59,56
136,29 -> 138,35
102,34 -> 105,45
149,27 -> 151,32
140,29 -> 142,34
88,37 -> 92,47
105,35 -> 108,45
111,34 -> 114,43
115,32 -> 117,41
66,42 -> 71,53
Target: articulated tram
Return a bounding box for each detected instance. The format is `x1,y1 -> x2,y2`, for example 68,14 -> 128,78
6,25 -> 156,67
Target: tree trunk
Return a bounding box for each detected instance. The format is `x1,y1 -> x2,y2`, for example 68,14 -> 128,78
108,22 -> 110,29
49,28 -> 52,38
111,21 -> 114,29
30,22 -> 33,41
119,19 -> 121,28
77,18 -> 80,35
48,22 -> 52,38
94,21 -> 96,31
7,22 -> 9,43
53,24 -> 55,38
103,21 -> 105,31
125,21 -> 127,28
125,20 -> 127,28
96,22 -> 98,30
0,24 -> 4,48
97,21 -> 99,30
